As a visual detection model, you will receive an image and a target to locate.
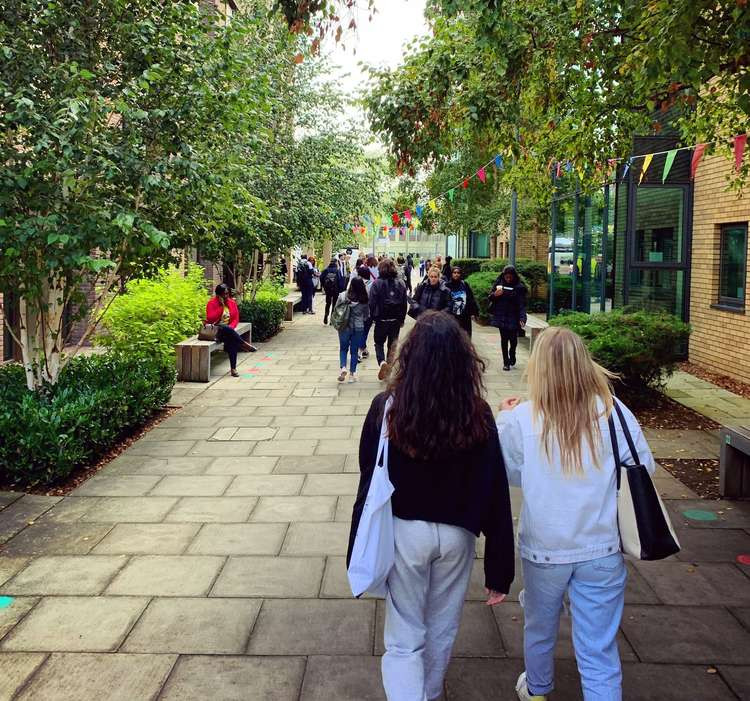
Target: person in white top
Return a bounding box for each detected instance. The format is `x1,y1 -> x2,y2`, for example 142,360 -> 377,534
496,326 -> 655,701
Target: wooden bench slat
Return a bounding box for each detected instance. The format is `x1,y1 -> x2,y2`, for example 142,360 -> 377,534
175,322 -> 252,382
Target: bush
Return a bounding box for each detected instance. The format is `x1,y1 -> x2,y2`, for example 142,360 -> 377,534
0,353 -> 175,488
237,293 -> 286,341
451,258 -> 483,276
549,310 -> 690,390
97,264 -> 208,363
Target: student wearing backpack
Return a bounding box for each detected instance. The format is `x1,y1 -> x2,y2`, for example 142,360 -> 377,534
322,258 -> 345,325
368,258 -> 408,381
331,277 -> 370,383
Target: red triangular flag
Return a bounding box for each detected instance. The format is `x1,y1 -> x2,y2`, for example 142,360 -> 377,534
462,178 -> 469,189
477,167 -> 486,183
691,143 -> 706,180
392,212 -> 400,226
404,209 -> 412,221
734,134 -> 747,172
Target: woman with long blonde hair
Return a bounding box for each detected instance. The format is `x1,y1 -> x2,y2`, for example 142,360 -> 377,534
497,326 -> 656,701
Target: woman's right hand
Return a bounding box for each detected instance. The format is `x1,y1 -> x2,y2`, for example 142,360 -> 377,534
500,397 -> 520,411
493,287 -> 503,297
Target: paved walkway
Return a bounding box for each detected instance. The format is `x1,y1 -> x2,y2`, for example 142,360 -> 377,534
1,314 -> 750,700
666,371 -> 750,425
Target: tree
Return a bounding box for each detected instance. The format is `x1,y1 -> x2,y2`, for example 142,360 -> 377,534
0,1 -> 279,389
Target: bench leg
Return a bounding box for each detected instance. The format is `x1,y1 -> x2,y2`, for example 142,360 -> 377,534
720,444 -> 750,498
197,346 -> 211,382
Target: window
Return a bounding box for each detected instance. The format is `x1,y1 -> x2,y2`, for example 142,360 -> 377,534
719,223 -> 748,308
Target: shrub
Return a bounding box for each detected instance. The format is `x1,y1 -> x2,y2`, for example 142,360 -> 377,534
97,264 -> 208,363
549,310 -> 690,390
451,258 -> 483,276
0,353 -> 175,488
237,293 -> 286,341
478,258 -> 508,273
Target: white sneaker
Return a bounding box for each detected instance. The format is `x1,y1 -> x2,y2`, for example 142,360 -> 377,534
348,372 -> 357,383
378,361 -> 391,381
337,368 -> 347,383
515,672 -> 546,701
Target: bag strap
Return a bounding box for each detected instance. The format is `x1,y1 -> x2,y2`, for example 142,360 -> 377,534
613,401 -> 641,466
375,397 -> 393,471
607,411 -> 622,491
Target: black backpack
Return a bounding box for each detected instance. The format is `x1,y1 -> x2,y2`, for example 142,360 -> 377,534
323,270 -> 339,294
296,261 -> 310,284
381,279 -> 405,318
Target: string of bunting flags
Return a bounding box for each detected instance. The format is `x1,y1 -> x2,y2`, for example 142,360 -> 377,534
350,134 -> 747,238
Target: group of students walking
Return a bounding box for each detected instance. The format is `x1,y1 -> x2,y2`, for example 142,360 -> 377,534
347,313 -> 657,701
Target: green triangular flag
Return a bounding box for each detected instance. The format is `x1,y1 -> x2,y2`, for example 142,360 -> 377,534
447,188 -> 455,202
662,149 -> 677,184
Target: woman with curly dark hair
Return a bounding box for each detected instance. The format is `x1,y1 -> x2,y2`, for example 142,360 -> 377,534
347,311 -> 515,701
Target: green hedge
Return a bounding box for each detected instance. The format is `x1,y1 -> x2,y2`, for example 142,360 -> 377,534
549,310 -> 690,390
238,294 -> 286,341
451,258 -> 484,276
97,264 -> 208,364
480,259 -> 548,299
0,353 -> 175,488
465,270 -> 531,323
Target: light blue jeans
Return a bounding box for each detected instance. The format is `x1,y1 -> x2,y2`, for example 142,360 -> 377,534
338,327 -> 365,372
522,552 -> 626,700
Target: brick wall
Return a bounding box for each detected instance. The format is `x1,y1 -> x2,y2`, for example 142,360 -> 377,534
689,153 -> 750,383
517,219 -> 548,263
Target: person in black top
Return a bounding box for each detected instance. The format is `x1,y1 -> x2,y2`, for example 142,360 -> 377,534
411,265 -> 451,317
441,255 -> 453,281
321,257 -> 345,325
489,265 -> 527,371
348,311 -> 514,701
368,258 -> 408,381
445,266 -> 479,337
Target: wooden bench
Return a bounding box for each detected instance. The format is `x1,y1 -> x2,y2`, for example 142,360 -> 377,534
518,314 -> 548,352
282,290 -> 303,321
175,322 -> 252,382
719,425 -> 750,498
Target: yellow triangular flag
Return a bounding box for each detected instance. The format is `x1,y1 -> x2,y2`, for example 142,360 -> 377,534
428,199 -> 437,212
639,153 -> 653,185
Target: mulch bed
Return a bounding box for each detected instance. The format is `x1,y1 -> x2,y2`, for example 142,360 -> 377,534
621,386 -> 720,431
659,458 -> 721,500
1,406 -> 179,497
679,361 -> 750,401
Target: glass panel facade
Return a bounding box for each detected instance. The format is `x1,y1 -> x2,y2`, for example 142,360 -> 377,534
719,224 -> 747,306
633,188 -> 684,263
627,268 -> 684,317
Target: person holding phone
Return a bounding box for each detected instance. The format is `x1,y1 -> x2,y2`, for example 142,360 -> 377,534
489,265 -> 527,371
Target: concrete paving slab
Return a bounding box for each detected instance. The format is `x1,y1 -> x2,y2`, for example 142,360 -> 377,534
247,599 -> 375,655
159,415 -> 222,428
0,597 -> 39,640
319,556 -> 362,599
225,475 -> 304,496
72,475 -> 162,497
0,597 -> 148,652
326,414 -> 368,427
0,492 -> 24,510
205,457 -> 278,475
35,497 -> 99,522
674,528 -> 750,562
125,441 -> 196,457
122,598 -> 262,654
274,455 -> 345,474
165,497 -> 258,523
159,655 -> 306,701
252,439 -> 319,456
14,652 -> 176,701
142,427 -> 214,441
1,556 -> 126,595
667,499 -> 750,529
122,457 -> 213,476
0,496 -> 61,545
211,556 -> 325,597
717,665 -> 750,700
0,652 -> 48,700
149,475 -> 232,497
188,441 -> 256,457
250,496 -> 336,523
0,557 -> 29,587
335,495 -> 356,521
0,521 -> 113,556
643,428 -> 719,459
301,474 -> 360,496
231,427 -> 278,441
91,523 -> 200,555
624,560 -> 661,604
300,655 -> 385,701
620,605 -> 750,664
292,426 -> 352,440
105,554 -> 224,596
80,497 -> 178,523
493,602 -> 637,661
282,522 -> 350,556
187,523 -> 287,556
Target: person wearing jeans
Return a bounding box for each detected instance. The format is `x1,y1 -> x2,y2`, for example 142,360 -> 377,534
497,326 -> 655,701
335,277 -> 370,383
205,283 -> 256,377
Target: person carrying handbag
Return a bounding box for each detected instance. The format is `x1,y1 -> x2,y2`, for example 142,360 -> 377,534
349,311 -> 515,701
204,284 -> 256,377
496,326 -> 659,701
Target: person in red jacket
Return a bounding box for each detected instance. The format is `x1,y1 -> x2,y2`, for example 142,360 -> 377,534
205,284 -> 256,377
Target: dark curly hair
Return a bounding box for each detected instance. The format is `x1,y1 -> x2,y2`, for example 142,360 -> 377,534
386,311 -> 491,459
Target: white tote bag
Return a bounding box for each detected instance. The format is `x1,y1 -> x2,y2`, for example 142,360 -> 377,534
347,398 -> 395,598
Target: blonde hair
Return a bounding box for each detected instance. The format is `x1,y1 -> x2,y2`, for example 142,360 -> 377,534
428,265 -> 442,276
526,326 -> 616,475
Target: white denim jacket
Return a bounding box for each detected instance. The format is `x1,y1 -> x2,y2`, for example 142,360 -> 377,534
496,398 -> 656,564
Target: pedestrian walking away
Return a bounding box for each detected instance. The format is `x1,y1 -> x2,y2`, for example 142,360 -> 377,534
348,310 -> 515,701
411,266 -> 451,318
330,276 -> 370,383
309,255 -> 320,314
441,255 -> 453,281
204,283 -> 256,377
445,266 -> 479,337
369,258 -> 407,381
322,257 -> 346,325
496,326 -> 656,701
357,266 -> 374,360
405,253 -> 414,294
489,265 -> 527,371
297,254 -> 315,314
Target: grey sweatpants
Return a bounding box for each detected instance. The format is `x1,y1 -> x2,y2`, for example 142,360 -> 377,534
382,517 -> 475,701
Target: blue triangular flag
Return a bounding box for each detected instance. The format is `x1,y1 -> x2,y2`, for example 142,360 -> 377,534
564,161 -> 573,173
416,204 -> 424,219
622,158 -> 632,182
494,155 -> 503,169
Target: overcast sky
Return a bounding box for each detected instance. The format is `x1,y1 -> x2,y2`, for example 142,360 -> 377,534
322,0 -> 429,131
